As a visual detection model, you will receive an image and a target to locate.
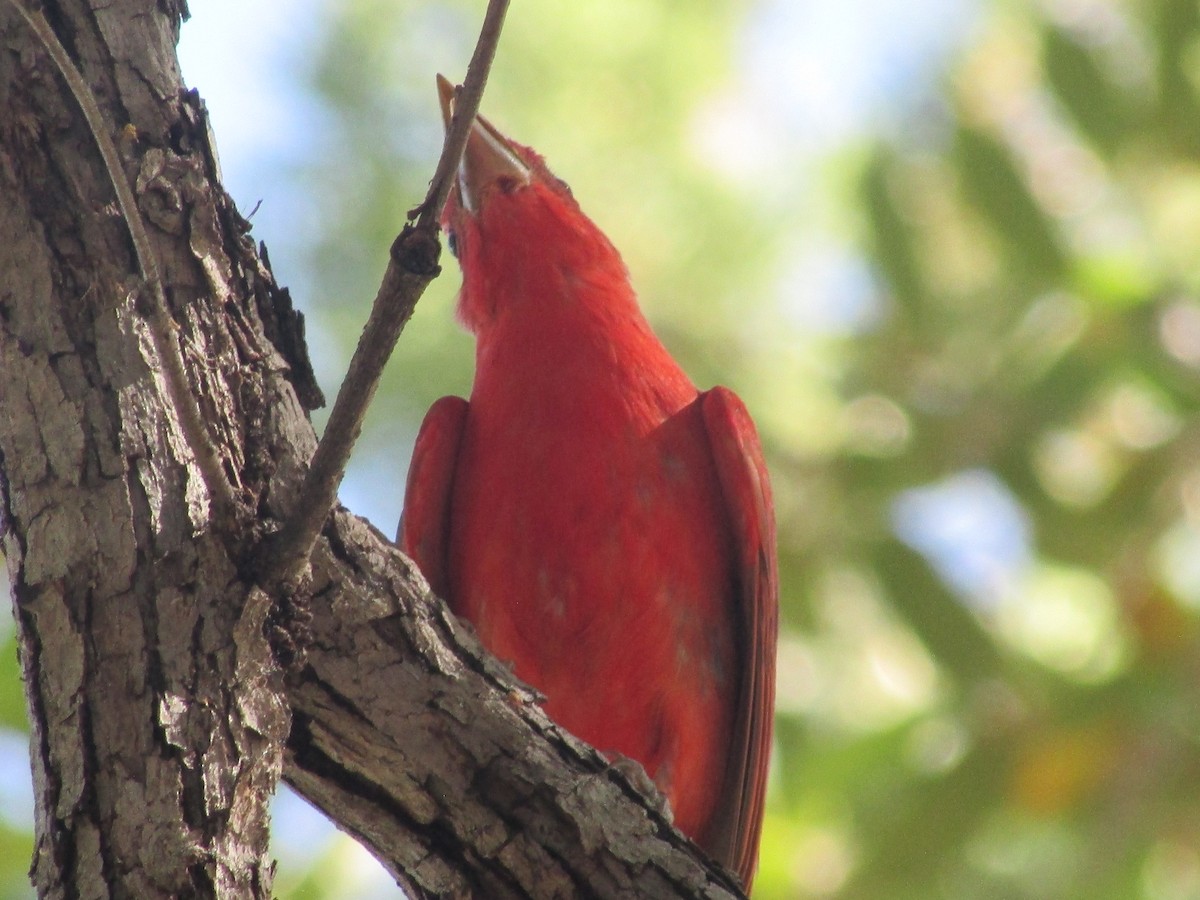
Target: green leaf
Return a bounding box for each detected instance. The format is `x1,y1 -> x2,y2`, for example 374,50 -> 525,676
0,636 -> 24,734
862,148 -> 925,313
876,541 -> 1002,683
954,126 -> 1068,284
1042,26 -> 1131,157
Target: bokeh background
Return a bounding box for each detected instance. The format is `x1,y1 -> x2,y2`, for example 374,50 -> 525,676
4,0 -> 1200,896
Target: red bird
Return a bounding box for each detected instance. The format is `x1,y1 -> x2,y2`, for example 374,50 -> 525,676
401,76 -> 778,889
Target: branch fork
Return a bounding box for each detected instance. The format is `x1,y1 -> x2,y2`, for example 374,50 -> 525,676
263,0 -> 511,590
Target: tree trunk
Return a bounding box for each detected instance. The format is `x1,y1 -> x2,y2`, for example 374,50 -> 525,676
0,1 -> 747,897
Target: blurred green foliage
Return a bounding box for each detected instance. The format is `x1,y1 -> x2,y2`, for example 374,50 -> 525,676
5,0 -> 1200,897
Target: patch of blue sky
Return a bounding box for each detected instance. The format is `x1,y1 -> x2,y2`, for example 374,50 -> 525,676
0,729 -> 31,831
775,238 -> 884,336
177,0 -> 325,197
742,0 -> 981,149
726,0 -> 982,335
892,468 -> 1034,608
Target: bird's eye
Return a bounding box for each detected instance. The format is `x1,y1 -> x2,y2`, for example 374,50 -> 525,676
447,230 -> 459,258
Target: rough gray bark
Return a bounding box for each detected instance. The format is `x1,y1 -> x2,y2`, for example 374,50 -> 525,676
0,1 -> 748,897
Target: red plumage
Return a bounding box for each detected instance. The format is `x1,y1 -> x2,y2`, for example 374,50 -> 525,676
401,76 -> 778,889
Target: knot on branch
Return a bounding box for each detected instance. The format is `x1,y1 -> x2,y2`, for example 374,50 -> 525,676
266,579 -> 314,676
392,225 -> 442,278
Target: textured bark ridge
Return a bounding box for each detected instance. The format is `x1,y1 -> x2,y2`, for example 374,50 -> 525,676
0,1 -> 748,897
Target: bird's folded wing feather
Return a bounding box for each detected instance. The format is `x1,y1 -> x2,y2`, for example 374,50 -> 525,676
398,395 -> 470,599
699,386 -> 779,887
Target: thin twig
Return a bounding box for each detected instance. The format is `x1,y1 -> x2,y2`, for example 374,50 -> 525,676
263,0 -> 511,588
411,0 -> 509,229
8,0 -> 240,529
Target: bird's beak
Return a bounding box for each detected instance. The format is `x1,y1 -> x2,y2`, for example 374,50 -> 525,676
437,73 -> 530,217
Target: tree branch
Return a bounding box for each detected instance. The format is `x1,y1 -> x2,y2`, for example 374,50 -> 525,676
264,0 -> 510,589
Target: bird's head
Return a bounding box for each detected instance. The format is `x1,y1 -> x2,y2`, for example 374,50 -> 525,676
436,75 -> 627,334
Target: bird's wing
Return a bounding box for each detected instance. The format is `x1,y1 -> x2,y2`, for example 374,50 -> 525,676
699,386 -> 779,888
398,395 -> 469,599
